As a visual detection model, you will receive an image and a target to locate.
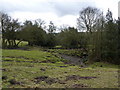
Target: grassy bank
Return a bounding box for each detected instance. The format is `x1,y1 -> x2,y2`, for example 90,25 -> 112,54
2,49 -> 119,88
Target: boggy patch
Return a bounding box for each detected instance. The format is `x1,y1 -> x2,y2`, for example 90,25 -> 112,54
44,78 -> 59,85
34,76 -> 66,85
0,68 -> 7,72
8,79 -> 23,85
40,60 -> 55,63
40,68 -> 46,71
66,75 -> 97,81
2,75 -> 7,80
59,66 -> 68,68
71,84 -> 88,88
34,76 -> 48,83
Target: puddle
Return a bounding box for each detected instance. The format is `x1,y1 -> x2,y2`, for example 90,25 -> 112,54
66,75 -> 97,81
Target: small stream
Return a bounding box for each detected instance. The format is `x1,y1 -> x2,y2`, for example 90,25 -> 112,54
58,54 -> 86,67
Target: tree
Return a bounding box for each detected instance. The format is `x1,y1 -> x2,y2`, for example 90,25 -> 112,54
58,27 -> 79,48
46,21 -> 56,47
106,9 -> 113,22
101,9 -> 118,64
117,17 -> 120,63
77,6 -> 102,33
34,19 -> 46,30
1,12 -> 20,48
20,20 -> 47,46
88,11 -> 106,62
77,7 -> 103,62
48,21 -> 56,33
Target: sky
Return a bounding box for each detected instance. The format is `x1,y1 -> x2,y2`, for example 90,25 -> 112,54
0,0 -> 119,28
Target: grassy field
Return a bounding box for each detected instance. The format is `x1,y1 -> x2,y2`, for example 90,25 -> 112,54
2,49 -> 119,88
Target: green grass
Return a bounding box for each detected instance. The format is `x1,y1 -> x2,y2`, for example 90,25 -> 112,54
89,62 -> 119,69
2,49 -> 64,63
2,49 -> 119,88
17,41 -> 28,47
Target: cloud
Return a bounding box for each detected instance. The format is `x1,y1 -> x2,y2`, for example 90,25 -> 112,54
0,0 -> 96,17
0,0 -> 55,13
119,1 -> 120,17
10,11 -> 78,27
49,1 -> 96,16
94,0 -> 119,19
0,0 -> 119,27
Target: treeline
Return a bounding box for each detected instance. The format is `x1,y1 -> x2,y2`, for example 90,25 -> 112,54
1,15 -> 57,48
1,6 -> 120,64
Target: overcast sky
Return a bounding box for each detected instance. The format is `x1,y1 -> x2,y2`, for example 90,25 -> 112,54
0,0 -> 119,28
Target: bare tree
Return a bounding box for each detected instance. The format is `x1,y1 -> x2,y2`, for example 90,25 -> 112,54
34,19 -> 46,29
48,21 -> 56,33
77,7 -> 104,62
77,6 -> 102,33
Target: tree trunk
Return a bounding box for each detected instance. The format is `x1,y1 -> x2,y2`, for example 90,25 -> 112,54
16,40 -> 22,47
2,38 -> 7,48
